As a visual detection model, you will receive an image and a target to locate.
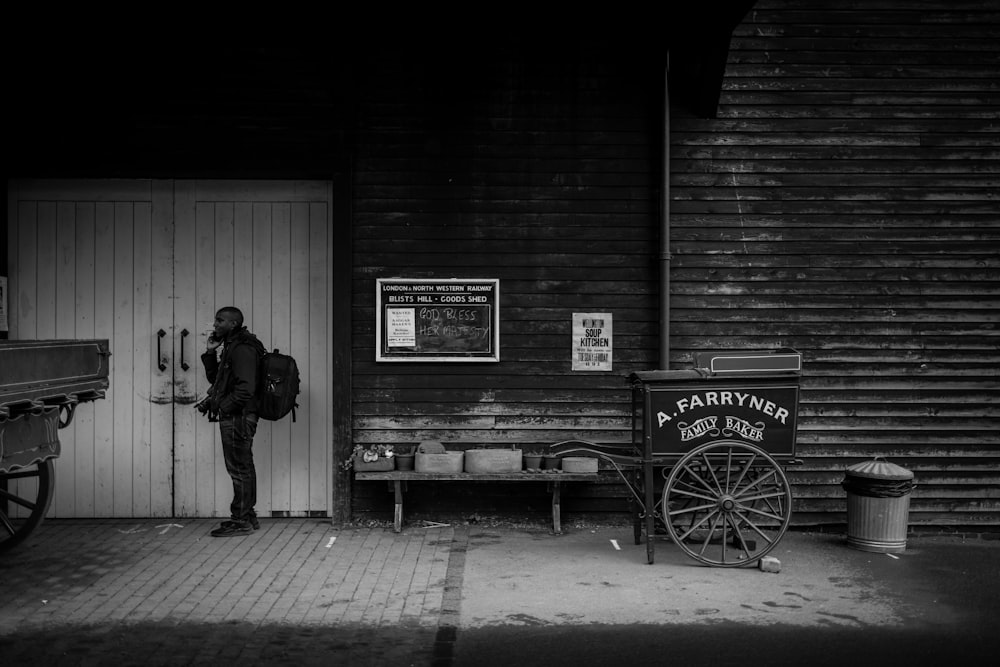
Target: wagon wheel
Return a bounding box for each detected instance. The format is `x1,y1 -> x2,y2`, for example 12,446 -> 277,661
0,459 -> 55,553
663,440 -> 791,567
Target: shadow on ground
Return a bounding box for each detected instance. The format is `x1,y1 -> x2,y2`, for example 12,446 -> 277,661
5,618 -> 994,667
0,621 -> 437,666
453,622 -> 997,667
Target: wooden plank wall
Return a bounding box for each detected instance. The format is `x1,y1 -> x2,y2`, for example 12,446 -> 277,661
672,0 -> 999,527
351,3 -> 999,529
350,49 -> 663,519
13,32 -> 989,527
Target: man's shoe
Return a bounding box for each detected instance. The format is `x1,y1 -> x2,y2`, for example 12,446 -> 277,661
210,521 -> 253,537
217,517 -> 259,530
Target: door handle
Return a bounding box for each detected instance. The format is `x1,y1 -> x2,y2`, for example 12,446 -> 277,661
180,328 -> 190,371
157,329 -> 167,371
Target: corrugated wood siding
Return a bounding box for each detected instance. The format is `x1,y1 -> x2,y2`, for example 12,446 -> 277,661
350,55 -> 662,516
351,5 -> 999,528
673,0 -> 999,527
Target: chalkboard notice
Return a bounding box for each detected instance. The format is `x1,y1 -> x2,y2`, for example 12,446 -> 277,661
376,278 -> 500,362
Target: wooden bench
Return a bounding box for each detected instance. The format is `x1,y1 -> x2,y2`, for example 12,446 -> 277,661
353,471 -> 599,534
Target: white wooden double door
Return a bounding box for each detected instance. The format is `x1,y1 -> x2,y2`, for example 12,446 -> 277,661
6,180 -> 333,519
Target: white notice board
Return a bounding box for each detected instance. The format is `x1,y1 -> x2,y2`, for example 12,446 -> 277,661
376,278 -> 500,362
572,312 -> 612,371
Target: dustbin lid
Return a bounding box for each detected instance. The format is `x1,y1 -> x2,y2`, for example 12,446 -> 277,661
845,457 -> 913,481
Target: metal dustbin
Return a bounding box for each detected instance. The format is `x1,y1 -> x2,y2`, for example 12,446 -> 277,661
842,457 -> 915,553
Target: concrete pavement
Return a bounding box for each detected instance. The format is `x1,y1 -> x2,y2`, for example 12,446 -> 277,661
1,517 -> 998,665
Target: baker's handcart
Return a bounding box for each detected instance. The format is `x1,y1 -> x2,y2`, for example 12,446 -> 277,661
0,339 -> 110,552
553,350 -> 802,567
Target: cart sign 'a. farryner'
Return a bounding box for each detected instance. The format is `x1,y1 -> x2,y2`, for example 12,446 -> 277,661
647,383 -> 799,455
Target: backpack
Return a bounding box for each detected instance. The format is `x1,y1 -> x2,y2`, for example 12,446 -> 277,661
257,349 -> 301,422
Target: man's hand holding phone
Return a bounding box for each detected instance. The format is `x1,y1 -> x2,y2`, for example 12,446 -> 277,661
206,331 -> 222,352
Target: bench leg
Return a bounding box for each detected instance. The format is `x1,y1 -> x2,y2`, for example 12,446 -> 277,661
551,481 -> 562,534
393,480 -> 403,533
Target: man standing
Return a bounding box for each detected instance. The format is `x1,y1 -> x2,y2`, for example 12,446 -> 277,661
200,306 -> 266,537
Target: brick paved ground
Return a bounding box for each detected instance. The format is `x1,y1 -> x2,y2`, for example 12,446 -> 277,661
5,519 -> 997,666
0,519 -> 464,665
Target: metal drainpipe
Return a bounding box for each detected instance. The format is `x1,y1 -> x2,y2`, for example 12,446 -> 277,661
659,60 -> 672,370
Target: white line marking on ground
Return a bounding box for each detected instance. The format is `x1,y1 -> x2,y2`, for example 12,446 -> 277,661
156,524 -> 184,535
118,525 -> 145,534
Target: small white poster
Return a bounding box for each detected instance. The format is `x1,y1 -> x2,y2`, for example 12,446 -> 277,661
0,276 -> 7,333
386,307 -> 416,347
572,312 -> 612,371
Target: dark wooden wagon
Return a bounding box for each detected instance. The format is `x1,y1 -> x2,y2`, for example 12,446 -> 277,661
552,350 -> 803,568
0,339 -> 110,552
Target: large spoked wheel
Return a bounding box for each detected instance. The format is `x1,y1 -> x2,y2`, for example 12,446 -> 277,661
663,440 -> 791,567
0,459 -> 55,553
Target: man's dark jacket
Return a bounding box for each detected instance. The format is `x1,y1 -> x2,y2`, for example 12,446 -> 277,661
201,327 -> 266,415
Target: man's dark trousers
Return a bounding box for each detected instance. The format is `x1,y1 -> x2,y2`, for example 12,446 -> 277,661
220,412 -> 259,525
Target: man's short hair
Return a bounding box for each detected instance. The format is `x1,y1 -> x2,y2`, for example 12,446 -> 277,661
217,307 -> 244,327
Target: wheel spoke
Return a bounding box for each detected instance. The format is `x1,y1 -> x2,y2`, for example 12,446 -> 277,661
1,469 -> 42,481
738,503 -> 786,523
697,511 -> 724,556
720,513 -> 730,563
732,510 -> 778,544
726,514 -> 753,561
698,453 -> 725,496
670,501 -> 718,519
677,508 -> 720,542
724,448 -> 733,494
668,486 -> 720,504
0,509 -> 16,537
738,489 -> 787,504
672,474 -> 713,495
678,462 -> 720,498
758,492 -> 783,517
0,487 -> 38,511
733,468 -> 779,498
729,451 -> 757,495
